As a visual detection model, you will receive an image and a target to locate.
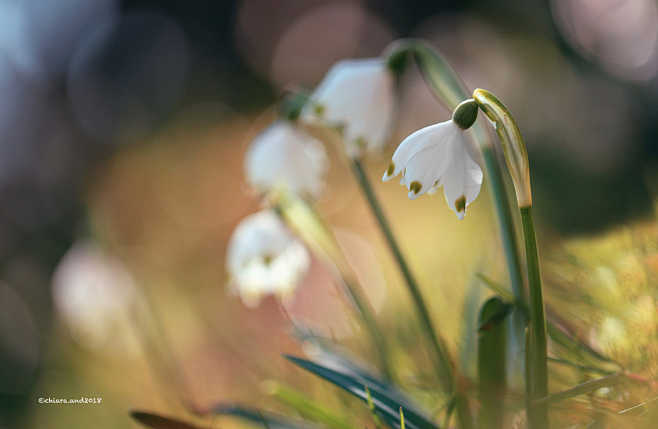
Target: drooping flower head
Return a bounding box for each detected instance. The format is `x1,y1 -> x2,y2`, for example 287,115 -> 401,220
246,121 -> 328,199
52,240 -> 139,352
226,210 -> 310,307
383,100 -> 483,219
302,58 -> 395,159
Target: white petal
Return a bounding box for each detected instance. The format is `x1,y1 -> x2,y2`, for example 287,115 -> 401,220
383,121 -> 455,181
302,58 -> 395,157
391,121 -> 463,199
226,210 -> 310,306
440,133 -> 484,219
246,122 -> 327,199
403,144 -> 451,199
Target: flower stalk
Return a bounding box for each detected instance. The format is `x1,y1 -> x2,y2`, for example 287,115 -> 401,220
521,206 -> 549,429
473,88 -> 548,429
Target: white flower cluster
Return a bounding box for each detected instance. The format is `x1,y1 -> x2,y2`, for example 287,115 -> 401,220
230,57 -> 397,307
229,53 -> 485,306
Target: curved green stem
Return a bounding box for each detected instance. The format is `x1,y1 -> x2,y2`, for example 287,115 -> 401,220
521,206 -> 548,429
480,146 -> 526,304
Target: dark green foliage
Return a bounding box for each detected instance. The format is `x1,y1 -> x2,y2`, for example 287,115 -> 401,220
284,355 -> 439,429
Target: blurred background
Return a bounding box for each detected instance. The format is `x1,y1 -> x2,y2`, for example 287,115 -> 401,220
1,0 -> 658,428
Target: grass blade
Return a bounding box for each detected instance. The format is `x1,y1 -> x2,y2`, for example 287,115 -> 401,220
284,355 -> 439,429
534,374 -> 628,406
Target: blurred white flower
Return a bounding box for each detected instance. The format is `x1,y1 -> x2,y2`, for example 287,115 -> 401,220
246,121 -> 328,199
52,240 -> 139,352
226,210 -> 310,307
382,119 -> 483,219
595,316 -> 630,354
302,58 -> 395,159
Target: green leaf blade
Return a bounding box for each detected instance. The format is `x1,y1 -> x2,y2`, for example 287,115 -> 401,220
284,355 -> 439,429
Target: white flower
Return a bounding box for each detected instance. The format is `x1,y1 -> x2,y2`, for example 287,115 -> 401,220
246,121 -> 328,199
226,210 -> 310,307
382,119 -> 483,219
302,58 -> 395,158
52,240 -> 139,352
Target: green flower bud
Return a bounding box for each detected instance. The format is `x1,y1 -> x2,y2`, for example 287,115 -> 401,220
452,99 -> 478,129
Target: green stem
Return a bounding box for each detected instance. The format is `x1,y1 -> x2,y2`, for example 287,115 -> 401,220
521,206 -> 548,429
482,145 -> 527,392
352,159 -> 477,429
480,146 -> 526,305
351,159 -> 454,391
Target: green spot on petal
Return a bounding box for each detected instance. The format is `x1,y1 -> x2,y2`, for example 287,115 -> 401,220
455,195 -> 467,213
386,162 -> 395,176
410,181 -> 422,194
313,104 -> 325,117
262,254 -> 274,266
